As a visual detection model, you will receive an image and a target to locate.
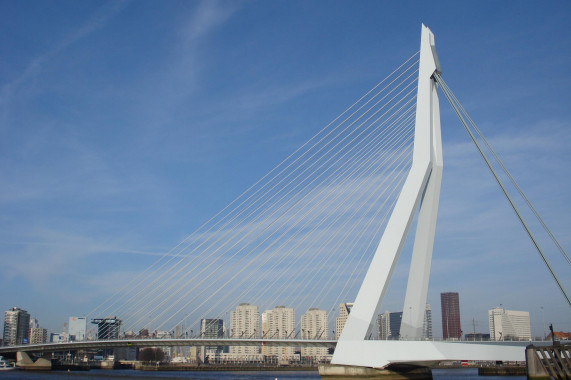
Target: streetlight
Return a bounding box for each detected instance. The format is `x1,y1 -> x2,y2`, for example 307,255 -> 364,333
541,306 -> 546,340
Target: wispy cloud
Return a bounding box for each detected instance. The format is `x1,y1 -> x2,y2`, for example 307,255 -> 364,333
182,0 -> 241,43
0,0 -> 131,124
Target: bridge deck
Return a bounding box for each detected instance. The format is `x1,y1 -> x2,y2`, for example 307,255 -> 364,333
0,338 -> 337,354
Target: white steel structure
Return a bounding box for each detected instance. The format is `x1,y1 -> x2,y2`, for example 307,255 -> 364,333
331,25 -> 528,369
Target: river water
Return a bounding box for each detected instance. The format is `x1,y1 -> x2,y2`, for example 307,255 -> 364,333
0,368 -> 525,379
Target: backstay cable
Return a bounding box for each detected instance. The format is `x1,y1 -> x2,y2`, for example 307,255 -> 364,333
434,73 -> 570,307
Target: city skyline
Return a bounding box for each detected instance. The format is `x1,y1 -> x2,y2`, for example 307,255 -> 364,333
1,1 -> 570,338
2,299 -> 550,347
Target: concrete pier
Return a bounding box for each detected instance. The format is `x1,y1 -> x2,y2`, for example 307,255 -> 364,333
526,343 -> 570,380
318,364 -> 433,379
16,351 -> 51,371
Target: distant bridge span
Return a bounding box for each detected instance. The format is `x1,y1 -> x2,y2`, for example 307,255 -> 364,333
0,338 -> 550,364
0,338 -> 337,355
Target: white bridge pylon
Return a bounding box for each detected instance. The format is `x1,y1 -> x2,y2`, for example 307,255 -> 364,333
332,25 -> 525,368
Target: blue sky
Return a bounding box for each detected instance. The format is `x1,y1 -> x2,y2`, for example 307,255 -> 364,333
1,0 -> 569,338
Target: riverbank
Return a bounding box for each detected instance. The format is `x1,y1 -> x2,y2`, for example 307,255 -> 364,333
137,363 -> 318,371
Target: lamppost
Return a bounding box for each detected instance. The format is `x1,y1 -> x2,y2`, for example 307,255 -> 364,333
541,306 -> 546,340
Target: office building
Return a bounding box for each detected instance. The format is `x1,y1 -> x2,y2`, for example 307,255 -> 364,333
488,307 -> 531,341
3,307 -> 30,346
50,333 -> 62,343
264,306 -> 295,357
301,308 -> 329,359
378,311 -> 402,340
200,318 -> 225,359
91,317 -> 121,340
441,292 -> 462,340
335,303 -> 353,340
229,303 -> 259,356
68,316 -> 87,341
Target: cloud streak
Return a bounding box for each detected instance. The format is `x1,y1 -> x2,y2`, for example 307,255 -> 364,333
0,0 -> 131,124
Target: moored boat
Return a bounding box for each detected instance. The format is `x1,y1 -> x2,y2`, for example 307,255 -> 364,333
0,356 -> 17,371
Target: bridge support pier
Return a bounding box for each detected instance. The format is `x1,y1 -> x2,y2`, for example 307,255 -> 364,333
525,343 -> 570,380
16,351 -> 51,371
318,364 -> 432,379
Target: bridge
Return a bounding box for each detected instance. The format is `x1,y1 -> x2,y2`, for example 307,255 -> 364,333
3,25 -> 568,378
0,338 -> 336,354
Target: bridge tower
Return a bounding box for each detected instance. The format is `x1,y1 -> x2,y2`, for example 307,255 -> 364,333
321,25 -> 532,378
332,24 -> 442,366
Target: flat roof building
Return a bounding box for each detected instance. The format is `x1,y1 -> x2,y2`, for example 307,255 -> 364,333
489,307 -> 531,341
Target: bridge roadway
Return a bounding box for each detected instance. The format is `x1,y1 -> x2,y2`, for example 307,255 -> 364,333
0,338 -> 337,355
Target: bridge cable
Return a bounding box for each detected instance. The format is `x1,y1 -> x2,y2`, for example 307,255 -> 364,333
434,73 -> 571,307
124,64 -> 420,330
105,60 -> 420,327
87,52 -> 421,322
436,76 -> 570,267
124,84 -> 417,331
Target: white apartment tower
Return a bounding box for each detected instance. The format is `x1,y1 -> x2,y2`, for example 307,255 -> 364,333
229,303 -> 259,356
261,310 -> 271,355
488,307 -> 531,341
301,308 -> 329,359
335,303 -> 353,340
265,306 -> 295,358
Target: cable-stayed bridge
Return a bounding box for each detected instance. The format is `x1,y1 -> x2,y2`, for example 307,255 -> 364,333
3,25 -> 568,377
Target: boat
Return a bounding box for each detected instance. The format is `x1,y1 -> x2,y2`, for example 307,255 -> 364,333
0,356 -> 16,371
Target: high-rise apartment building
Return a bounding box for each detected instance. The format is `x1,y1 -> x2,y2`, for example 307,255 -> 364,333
68,316 -> 87,341
260,309 -> 272,356
441,292 -> 462,340
377,311 -> 402,340
229,303 -> 259,356
335,303 -> 353,340
264,306 -> 295,357
301,308 -> 329,359
423,304 -> 433,339
29,327 -> 48,344
488,307 -> 531,341
3,307 -> 30,346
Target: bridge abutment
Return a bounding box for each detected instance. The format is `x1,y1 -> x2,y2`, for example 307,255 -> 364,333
16,351 -> 51,371
318,364 -> 432,379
